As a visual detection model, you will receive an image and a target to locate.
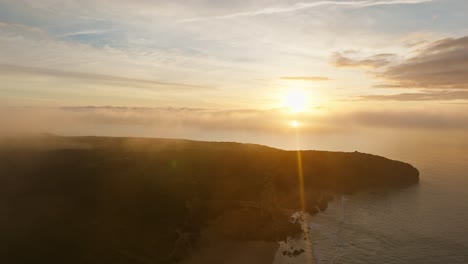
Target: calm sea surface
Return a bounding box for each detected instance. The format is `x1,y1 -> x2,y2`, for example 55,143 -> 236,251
273,131 -> 468,264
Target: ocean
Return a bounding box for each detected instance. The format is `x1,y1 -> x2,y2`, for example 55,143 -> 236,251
272,130 -> 468,263
39,125 -> 468,263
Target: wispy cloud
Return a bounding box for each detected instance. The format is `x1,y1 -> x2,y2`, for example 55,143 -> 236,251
60,29 -> 111,38
331,52 -> 396,68
334,35 -> 468,89
280,76 -> 331,81
0,64 -> 209,91
357,90 -> 468,101
180,0 -> 433,23
378,36 -> 468,89
0,21 -> 46,34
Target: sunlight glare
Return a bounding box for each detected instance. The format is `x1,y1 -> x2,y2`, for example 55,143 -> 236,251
291,120 -> 299,128
283,89 -> 307,113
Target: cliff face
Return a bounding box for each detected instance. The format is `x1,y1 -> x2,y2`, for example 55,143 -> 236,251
0,136 -> 419,264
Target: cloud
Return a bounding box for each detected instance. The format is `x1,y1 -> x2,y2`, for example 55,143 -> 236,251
378,36 -> 468,89
331,52 -> 396,68
357,90 -> 468,101
0,21 -> 46,34
180,0 -> 433,23
60,29 -> 111,38
279,76 -> 331,81
0,64 -> 208,91
371,83 -> 404,88
0,17 -> 288,99
338,109 -> 468,130
341,35 -> 468,89
332,35 -> 468,89
1,105 -> 467,139
0,106 -> 313,137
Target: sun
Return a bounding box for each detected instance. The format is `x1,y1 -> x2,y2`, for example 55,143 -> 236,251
283,89 -> 307,113
290,120 -> 299,128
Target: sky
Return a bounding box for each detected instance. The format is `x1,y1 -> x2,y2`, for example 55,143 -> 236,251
0,0 -> 468,144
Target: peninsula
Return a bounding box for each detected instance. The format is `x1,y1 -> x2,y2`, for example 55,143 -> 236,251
0,136 -> 419,264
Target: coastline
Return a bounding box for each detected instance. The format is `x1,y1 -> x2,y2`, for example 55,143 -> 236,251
0,136 -> 419,264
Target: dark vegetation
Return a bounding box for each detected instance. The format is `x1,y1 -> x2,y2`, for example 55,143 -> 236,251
0,136 -> 419,264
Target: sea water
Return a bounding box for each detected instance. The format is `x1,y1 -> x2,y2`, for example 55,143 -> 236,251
273,131 -> 468,264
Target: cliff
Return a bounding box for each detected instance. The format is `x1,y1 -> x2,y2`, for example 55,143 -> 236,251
0,136 -> 419,263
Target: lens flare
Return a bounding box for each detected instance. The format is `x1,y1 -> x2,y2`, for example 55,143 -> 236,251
294,124 -> 315,264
